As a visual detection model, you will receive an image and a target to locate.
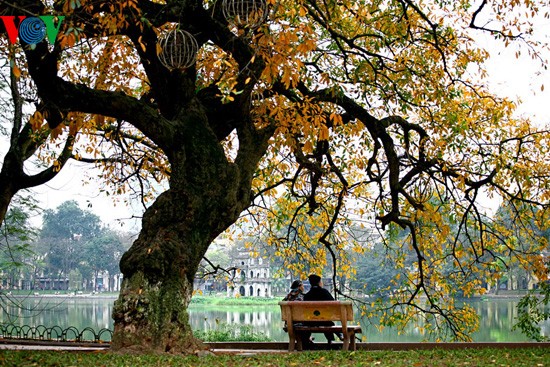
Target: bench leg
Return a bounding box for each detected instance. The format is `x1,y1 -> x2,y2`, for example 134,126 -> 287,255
342,336 -> 350,351
349,331 -> 356,351
288,334 -> 296,351
296,334 -> 303,351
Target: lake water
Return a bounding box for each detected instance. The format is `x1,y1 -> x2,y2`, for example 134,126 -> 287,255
0,296 -> 548,342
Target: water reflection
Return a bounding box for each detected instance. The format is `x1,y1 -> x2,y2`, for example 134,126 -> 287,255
187,299 -> 549,342
0,297 -> 113,331
0,297 -> 548,342
470,299 -> 542,342
188,306 -> 287,341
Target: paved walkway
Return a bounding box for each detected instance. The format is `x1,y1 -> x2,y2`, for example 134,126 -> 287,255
0,341 -> 286,355
1,340 -> 549,354
0,344 -> 106,351
0,340 -> 110,352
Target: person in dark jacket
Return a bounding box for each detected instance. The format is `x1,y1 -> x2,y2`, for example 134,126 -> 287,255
304,274 -> 334,301
302,274 -> 342,347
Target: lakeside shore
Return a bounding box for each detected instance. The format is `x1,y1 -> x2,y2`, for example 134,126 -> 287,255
0,294 -> 544,343
2,290 -> 537,302
4,292 -> 119,300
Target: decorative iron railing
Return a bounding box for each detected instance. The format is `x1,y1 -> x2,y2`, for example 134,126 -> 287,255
0,323 -> 112,343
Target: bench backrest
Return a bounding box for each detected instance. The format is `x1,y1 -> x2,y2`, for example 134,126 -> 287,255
278,301 -> 354,323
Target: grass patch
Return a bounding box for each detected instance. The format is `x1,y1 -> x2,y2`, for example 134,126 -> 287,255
190,296 -> 279,306
0,348 -> 548,367
194,322 -> 271,342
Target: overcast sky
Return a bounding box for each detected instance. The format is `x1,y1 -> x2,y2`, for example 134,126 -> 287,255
27,159 -> 144,230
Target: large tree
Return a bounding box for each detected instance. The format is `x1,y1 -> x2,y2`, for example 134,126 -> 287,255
2,0 -> 550,352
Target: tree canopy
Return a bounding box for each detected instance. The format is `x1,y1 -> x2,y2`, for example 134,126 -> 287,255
1,0 -> 549,352
37,200 -> 124,289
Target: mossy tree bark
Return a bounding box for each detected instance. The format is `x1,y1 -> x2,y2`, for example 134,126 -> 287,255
111,174 -> 242,352
111,102 -> 272,353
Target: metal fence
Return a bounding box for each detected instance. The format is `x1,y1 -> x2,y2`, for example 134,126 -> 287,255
0,323 -> 112,343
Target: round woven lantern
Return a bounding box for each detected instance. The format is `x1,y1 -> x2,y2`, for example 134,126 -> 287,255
222,0 -> 268,29
157,28 -> 198,71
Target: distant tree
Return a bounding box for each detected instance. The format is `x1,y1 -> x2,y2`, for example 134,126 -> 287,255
68,269 -> 83,291
350,242 -> 400,295
81,231 -> 124,291
492,202 -> 550,291
38,200 -> 102,288
0,195 -> 39,290
41,200 -> 102,239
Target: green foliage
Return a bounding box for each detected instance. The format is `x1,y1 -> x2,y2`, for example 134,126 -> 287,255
0,195 -> 39,287
41,200 -> 102,240
82,233 -> 125,276
0,348 -> 549,367
68,269 -> 83,291
513,281 -> 550,342
193,321 -> 271,342
350,241 -> 400,294
36,200 -> 124,290
38,200 -> 104,282
191,296 -> 278,306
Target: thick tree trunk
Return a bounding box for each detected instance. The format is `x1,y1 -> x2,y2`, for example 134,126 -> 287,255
112,231 -> 202,353
111,117 -> 255,352
112,187 -> 244,352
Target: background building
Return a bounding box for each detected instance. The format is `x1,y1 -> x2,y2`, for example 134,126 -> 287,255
227,248 -> 272,297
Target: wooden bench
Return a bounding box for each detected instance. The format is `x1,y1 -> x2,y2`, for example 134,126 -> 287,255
279,300 -> 362,351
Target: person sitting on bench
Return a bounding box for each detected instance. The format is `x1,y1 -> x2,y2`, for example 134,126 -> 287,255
283,280 -> 305,301
302,274 -> 343,347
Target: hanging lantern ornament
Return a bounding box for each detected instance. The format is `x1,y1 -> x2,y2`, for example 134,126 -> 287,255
222,0 -> 268,30
157,28 -> 199,71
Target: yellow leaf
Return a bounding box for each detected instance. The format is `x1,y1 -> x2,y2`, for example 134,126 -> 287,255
138,36 -> 146,52
12,64 -> 21,79
319,125 -> 329,140
303,140 -> 313,153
